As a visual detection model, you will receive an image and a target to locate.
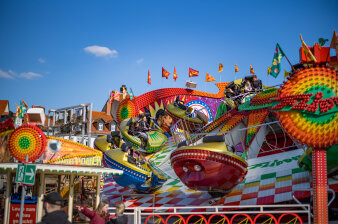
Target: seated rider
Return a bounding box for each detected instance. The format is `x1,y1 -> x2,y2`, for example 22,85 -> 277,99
107,131 -> 122,149
138,114 -> 151,132
251,75 -> 262,91
121,142 -> 144,165
129,121 -> 148,150
244,80 -> 253,93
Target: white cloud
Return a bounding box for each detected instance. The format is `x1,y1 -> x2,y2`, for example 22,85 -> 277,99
38,57 -> 46,63
19,72 -> 42,79
136,58 -> 144,64
0,69 -> 14,79
0,69 -> 42,79
84,45 -> 118,57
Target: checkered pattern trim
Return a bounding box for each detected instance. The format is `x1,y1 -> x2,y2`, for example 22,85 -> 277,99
102,137 -> 337,208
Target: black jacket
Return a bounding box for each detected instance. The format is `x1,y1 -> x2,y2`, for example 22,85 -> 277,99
38,210 -> 72,224
106,214 -> 128,224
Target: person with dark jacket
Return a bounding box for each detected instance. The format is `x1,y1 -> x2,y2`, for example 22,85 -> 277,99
106,201 -> 128,224
38,192 -> 71,224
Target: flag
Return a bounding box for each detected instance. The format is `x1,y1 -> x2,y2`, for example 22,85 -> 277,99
16,104 -> 22,118
147,70 -> 151,85
218,62 -> 223,72
267,67 -> 271,75
300,34 -> 317,62
189,67 -> 199,77
318,38 -> 329,46
20,100 -> 28,115
284,70 -> 290,78
270,43 -> 285,78
235,63 -> 239,72
205,73 -> 216,82
162,67 -> 170,79
173,67 -> 178,81
250,65 -> 255,74
109,91 -> 115,103
122,87 -> 127,100
114,90 -> 120,101
129,88 -> 134,100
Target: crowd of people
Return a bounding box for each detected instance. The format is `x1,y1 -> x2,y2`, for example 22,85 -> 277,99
224,75 -> 263,106
38,192 -> 128,224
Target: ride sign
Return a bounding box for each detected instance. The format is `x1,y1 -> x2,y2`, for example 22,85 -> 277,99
15,164 -> 36,185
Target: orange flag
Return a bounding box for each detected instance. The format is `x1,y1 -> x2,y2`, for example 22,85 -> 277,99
250,64 -> 255,74
189,67 -> 199,77
205,73 -> 216,82
173,67 -> 178,81
218,62 -> 223,72
235,63 -> 239,72
162,67 -> 170,79
147,70 -> 151,84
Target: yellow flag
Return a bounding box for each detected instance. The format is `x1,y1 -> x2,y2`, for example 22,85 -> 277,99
300,34 -> 317,62
267,67 -> 271,75
284,70 -> 290,78
235,63 -> 239,72
218,62 -> 223,72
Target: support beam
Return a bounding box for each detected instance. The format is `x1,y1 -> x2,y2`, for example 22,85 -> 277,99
68,174 -> 75,222
4,169 -> 12,224
36,172 -> 45,222
95,175 -> 101,209
312,148 -> 328,224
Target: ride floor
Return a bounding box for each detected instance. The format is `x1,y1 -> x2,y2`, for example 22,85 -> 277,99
102,137 -> 338,209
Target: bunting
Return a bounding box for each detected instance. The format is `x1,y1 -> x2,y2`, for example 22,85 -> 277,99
173,67 -> 178,81
205,73 -> 216,82
147,70 -> 151,85
300,34 -> 317,62
235,63 -> 239,72
162,67 -> 170,79
250,64 -> 255,74
189,67 -> 199,77
218,62 -> 223,72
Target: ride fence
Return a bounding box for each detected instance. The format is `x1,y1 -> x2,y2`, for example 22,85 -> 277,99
105,203 -> 311,224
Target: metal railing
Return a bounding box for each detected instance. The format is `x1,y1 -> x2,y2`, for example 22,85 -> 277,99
104,204 -> 311,224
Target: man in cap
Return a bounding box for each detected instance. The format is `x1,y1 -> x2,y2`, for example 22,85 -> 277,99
38,192 -> 71,224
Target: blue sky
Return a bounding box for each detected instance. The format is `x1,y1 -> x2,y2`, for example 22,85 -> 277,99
0,0 -> 337,112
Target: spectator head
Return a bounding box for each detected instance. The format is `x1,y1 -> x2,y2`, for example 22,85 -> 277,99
139,113 -> 145,119
96,200 -> 109,218
115,201 -> 125,216
42,192 -> 63,213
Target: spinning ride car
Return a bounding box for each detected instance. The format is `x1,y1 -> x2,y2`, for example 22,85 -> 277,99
103,143 -> 168,193
120,117 -> 167,154
170,135 -> 248,197
166,97 -> 208,132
